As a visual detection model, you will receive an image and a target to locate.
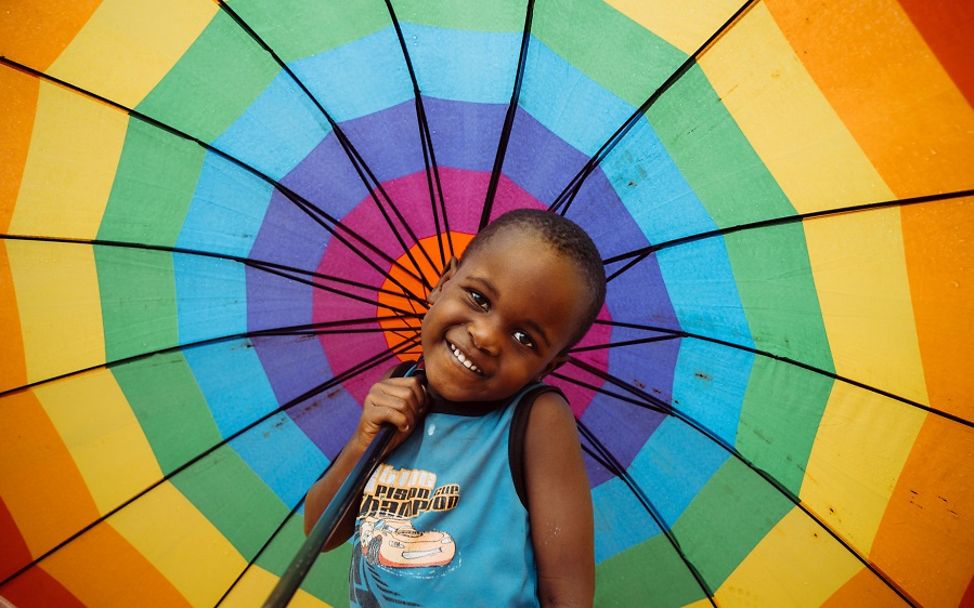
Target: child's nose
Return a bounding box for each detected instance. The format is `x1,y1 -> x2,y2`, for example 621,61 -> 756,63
468,320 -> 501,355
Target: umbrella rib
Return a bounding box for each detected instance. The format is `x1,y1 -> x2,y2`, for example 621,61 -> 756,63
592,318 -> 974,429
479,0 -> 535,231
0,313 -> 419,400
603,188 -> 974,276
271,185 -> 428,303
0,233 -> 420,306
0,338 -> 419,590
0,57 -> 429,305
253,325 -> 417,338
418,91 -> 456,263
547,0 -> 758,216
566,357 -> 920,605
217,1 -> 437,290
238,317 -> 419,339
549,371 -> 669,415
2,236 -> 417,323
568,334 -> 682,353
384,0 -> 455,265
576,421 -> 718,606
378,284 -> 428,358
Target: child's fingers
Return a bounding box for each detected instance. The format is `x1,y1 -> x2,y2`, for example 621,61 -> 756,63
355,376 -> 428,453
365,392 -> 418,432
365,401 -> 411,433
377,378 -> 428,412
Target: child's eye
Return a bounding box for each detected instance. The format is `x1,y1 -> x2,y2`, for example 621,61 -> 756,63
468,290 -> 489,311
513,330 -> 536,349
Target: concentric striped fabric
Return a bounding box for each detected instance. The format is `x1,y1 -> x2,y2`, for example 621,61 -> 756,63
1,1 -> 971,606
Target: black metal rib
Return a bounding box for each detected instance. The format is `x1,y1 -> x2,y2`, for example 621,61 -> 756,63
550,371 -> 669,415
480,0 -> 535,231
0,233 -> 420,307
0,57 -> 428,305
0,312 -> 419,400
568,334 -> 681,354
565,356 -> 919,606
591,318 -> 973,429
253,325 -> 417,338
0,337 -> 419,589
576,421 -> 717,607
217,1 -> 436,290
384,0 -> 454,266
604,188 -> 974,282
548,0 -> 758,216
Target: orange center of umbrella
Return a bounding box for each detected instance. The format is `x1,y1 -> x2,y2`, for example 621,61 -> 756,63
377,232 -> 474,361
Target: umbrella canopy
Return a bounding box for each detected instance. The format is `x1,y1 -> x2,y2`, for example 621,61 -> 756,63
2,1 -> 972,606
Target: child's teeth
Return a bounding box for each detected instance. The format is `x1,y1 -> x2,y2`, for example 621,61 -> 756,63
450,342 -> 481,374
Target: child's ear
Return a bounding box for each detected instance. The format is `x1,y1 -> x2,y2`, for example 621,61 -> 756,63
427,257 -> 459,305
538,352 -> 569,380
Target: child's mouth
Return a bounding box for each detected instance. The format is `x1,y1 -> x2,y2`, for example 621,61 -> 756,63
447,342 -> 484,376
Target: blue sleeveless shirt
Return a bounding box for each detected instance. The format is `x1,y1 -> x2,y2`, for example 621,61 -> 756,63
349,366 -> 552,607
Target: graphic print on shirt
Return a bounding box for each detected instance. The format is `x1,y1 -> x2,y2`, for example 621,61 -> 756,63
357,464 -> 459,570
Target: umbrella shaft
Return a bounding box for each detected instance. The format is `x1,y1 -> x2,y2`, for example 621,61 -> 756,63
263,425 -> 395,608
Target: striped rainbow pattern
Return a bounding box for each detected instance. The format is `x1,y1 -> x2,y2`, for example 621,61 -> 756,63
1,1 -> 972,606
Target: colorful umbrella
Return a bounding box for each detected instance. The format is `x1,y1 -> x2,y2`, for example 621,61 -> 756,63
2,1 -> 972,606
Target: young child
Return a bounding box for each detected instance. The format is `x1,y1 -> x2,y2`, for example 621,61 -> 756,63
304,209 -> 606,607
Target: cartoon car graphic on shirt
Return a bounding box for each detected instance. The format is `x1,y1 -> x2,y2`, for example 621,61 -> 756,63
359,516 -> 456,568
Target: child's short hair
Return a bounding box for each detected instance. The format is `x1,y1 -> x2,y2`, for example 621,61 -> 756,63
463,209 -> 606,348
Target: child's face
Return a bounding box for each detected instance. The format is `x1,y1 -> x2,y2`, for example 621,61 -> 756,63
421,227 -> 590,403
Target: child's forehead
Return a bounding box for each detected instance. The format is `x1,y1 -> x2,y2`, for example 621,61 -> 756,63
464,225 -> 553,263
462,228 -> 587,290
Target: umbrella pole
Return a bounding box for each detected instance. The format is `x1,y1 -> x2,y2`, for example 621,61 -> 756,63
263,425 -> 396,608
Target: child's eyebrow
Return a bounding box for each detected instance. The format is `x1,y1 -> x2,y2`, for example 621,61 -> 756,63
522,319 -> 551,348
468,275 -> 499,298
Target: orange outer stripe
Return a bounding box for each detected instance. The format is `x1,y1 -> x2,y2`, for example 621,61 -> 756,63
764,0 -> 974,199
0,1 -> 102,70
897,0 -> 974,106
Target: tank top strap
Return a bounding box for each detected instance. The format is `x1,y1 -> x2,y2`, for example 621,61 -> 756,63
389,360 -> 418,378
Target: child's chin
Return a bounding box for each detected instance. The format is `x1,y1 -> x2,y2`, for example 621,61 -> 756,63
425,363 -> 478,401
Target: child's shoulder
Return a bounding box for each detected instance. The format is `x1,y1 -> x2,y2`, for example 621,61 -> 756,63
524,391 -> 579,474
523,388 -> 575,440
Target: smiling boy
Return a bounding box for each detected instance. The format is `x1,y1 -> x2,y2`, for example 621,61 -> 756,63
305,209 -> 605,607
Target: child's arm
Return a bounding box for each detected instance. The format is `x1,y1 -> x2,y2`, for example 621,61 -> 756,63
524,391 -> 595,607
303,375 -> 427,550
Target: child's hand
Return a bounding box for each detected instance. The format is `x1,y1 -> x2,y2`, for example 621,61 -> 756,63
304,375 -> 427,544
353,376 -> 428,454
